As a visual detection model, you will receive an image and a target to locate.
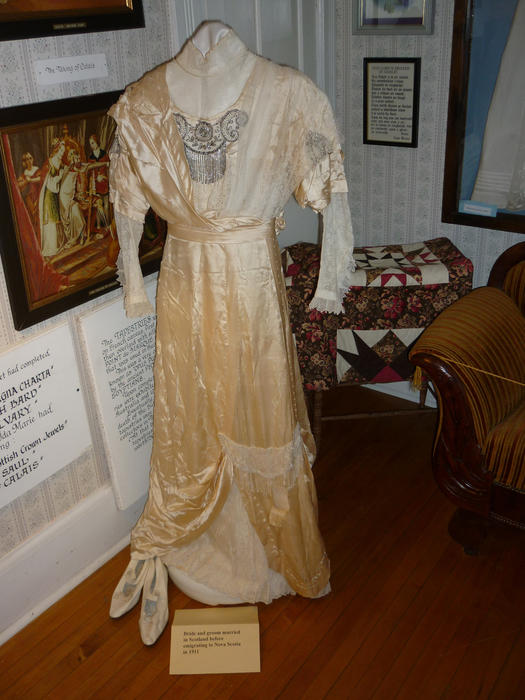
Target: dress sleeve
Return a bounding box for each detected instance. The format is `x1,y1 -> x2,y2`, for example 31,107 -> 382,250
108,99 -> 154,318
293,83 -> 355,314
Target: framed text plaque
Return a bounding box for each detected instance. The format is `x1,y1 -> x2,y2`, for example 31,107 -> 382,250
363,58 -> 421,148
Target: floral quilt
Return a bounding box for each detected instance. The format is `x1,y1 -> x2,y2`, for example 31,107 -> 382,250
283,237 -> 474,391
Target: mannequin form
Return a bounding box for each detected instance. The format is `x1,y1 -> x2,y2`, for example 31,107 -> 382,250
166,22 -> 256,118
192,20 -> 230,56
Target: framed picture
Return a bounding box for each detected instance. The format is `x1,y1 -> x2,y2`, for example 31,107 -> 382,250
0,91 -> 166,330
0,0 -> 144,42
363,58 -> 421,148
442,0 -> 525,235
353,0 -> 434,35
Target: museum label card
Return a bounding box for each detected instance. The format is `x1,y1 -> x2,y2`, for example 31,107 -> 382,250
170,606 -> 260,675
0,323 -> 91,508
35,54 -> 108,85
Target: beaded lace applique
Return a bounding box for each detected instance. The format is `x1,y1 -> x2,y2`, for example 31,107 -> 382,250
174,109 -> 249,184
306,131 -> 330,165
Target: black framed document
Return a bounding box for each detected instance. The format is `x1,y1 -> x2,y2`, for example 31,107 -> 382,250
363,57 -> 421,148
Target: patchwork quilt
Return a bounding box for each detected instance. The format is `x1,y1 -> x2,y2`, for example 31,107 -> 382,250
284,237 -> 473,391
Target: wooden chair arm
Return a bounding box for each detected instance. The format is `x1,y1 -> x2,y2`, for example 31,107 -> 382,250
488,241 -> 525,288
410,349 -> 492,514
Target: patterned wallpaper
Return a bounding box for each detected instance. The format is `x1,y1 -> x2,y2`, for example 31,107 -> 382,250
1,0 -> 523,560
0,0 -> 322,560
335,0 -> 523,288
0,0 -> 176,558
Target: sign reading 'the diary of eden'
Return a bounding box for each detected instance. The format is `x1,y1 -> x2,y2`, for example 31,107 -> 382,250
0,323 -> 91,508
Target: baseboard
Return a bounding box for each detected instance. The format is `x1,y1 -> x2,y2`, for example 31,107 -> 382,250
0,485 -> 146,645
365,380 -> 437,408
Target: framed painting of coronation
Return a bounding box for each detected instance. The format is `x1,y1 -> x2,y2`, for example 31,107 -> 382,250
0,91 -> 166,330
0,0 -> 144,41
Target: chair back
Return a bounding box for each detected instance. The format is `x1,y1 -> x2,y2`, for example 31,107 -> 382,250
410,286 -> 525,445
488,242 -> 525,315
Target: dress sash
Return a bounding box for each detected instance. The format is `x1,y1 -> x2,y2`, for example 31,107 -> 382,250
168,220 -> 275,244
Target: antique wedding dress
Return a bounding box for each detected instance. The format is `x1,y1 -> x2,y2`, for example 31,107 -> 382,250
108,26 -> 354,645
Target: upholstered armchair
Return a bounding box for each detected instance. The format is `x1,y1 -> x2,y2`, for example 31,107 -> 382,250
409,244 -> 525,553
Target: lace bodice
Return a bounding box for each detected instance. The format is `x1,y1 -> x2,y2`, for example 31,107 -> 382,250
109,30 -> 355,316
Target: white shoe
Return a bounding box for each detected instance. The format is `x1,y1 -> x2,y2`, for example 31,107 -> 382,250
139,557 -> 169,646
110,558 -> 148,618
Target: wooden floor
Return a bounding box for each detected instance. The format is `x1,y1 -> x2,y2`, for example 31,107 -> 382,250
1,386 -> 525,699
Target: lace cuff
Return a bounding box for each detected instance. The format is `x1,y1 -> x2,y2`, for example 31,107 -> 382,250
114,210 -> 155,318
309,192 -> 355,314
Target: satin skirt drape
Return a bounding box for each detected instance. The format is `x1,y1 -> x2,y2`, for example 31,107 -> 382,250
130,220 -> 329,600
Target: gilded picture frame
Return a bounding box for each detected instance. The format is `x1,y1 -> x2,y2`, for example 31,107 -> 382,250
0,91 -> 166,330
0,0 -> 144,41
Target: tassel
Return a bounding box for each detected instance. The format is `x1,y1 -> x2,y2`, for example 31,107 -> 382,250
411,365 -> 423,391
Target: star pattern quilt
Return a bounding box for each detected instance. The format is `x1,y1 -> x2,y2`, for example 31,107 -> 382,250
284,237 -> 473,391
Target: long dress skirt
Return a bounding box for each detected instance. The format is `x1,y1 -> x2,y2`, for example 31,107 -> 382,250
128,220 -> 329,602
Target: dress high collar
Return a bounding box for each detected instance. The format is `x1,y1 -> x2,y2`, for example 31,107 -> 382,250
176,30 -> 251,77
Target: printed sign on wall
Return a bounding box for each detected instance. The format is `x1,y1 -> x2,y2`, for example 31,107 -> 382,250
78,281 -> 156,510
0,323 -> 91,508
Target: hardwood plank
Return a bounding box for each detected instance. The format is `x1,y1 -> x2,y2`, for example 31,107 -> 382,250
1,387 -> 524,700
441,545 -> 525,699
410,528 -> 525,699
391,553 -> 507,699
353,526 -> 524,700
0,547 -> 128,692
225,420 -> 438,698
2,554 -> 129,697
280,491 -> 452,699
489,626 -> 525,700
347,549 -> 486,698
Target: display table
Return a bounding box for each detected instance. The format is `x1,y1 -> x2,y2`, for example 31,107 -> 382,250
283,237 -> 474,442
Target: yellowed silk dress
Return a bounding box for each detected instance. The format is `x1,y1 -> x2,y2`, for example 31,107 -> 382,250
108,31 -> 354,636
